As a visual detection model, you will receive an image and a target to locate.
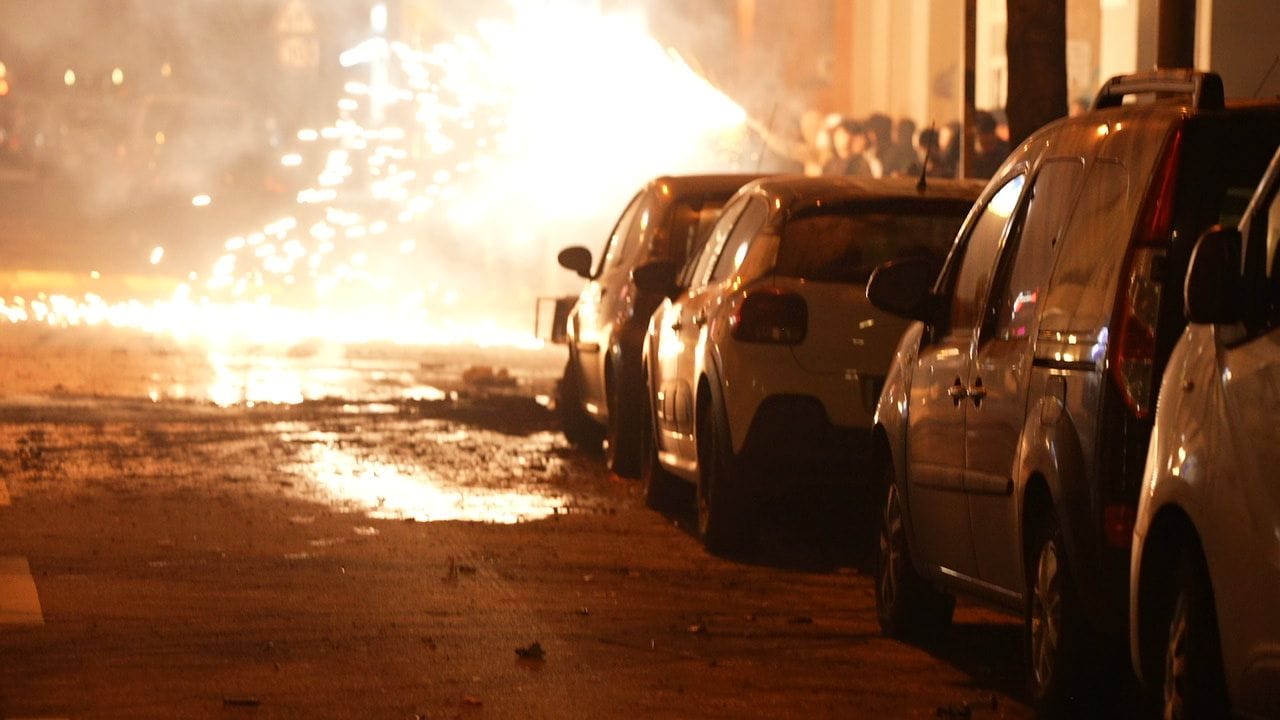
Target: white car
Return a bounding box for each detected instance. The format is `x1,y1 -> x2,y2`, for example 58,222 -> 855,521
635,175 -> 982,553
1130,144 -> 1280,719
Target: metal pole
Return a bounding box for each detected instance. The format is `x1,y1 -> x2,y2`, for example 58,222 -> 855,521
962,0 -> 976,179
1157,0 -> 1196,68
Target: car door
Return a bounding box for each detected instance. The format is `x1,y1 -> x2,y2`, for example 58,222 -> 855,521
906,174 -> 1025,580
1215,157 -> 1280,714
965,160 -> 1083,594
653,197 -> 749,468
576,191 -> 646,417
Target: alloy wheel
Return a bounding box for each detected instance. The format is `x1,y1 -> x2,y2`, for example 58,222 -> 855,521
1162,591 -> 1190,720
1031,536 -> 1063,693
877,486 -> 902,617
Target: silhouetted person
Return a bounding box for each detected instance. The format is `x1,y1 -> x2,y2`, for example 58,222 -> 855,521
823,119 -> 873,177
970,110 -> 1010,179
882,117 -> 918,177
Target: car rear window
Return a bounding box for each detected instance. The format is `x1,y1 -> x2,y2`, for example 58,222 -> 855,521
774,201 -> 970,283
658,196 -> 729,266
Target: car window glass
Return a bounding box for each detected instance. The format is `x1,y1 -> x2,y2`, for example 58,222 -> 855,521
1042,159 -> 1130,326
610,194 -> 655,270
1249,170 -> 1280,332
684,198 -> 746,288
986,160 -> 1084,341
950,175 -> 1026,331
661,197 -> 728,266
598,192 -> 643,275
710,197 -> 768,282
775,203 -> 970,284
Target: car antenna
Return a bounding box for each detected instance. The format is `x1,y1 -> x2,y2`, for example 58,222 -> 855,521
1252,54 -> 1280,98
916,121 -> 935,193
754,102 -> 779,172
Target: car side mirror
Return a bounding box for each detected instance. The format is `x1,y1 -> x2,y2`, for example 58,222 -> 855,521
866,257 -> 941,324
1185,225 -> 1242,324
557,246 -> 593,279
632,260 -> 680,298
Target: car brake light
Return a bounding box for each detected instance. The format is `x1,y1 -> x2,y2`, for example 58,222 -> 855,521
731,289 -> 807,345
1104,503 -> 1136,548
1109,126 -> 1181,419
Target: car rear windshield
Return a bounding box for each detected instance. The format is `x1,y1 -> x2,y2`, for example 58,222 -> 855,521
659,196 -> 730,265
774,200 -> 970,283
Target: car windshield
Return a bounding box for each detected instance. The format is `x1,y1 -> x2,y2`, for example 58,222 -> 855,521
774,203 -> 969,283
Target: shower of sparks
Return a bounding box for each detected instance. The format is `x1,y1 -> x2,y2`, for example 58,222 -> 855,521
4,1 -> 751,351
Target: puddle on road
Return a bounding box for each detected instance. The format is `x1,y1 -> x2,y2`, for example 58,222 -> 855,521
289,441 -> 570,524
196,353 -> 450,407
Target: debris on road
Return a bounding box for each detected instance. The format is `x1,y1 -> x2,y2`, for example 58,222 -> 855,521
515,641 -> 545,660
461,365 -> 516,388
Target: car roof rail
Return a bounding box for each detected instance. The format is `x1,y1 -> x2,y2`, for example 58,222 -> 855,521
1092,69 -> 1225,111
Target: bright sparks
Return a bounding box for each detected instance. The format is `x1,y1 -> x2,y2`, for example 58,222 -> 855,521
8,1 -> 753,355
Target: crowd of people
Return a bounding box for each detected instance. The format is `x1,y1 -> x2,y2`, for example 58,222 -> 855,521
752,108 -> 1012,181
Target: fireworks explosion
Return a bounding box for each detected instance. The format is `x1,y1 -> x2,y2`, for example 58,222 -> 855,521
3,2 -> 751,349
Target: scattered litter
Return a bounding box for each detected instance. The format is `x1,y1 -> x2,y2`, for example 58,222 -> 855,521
515,641 -> 545,660
456,564 -> 478,575
461,365 -> 516,388
353,526 -> 379,536
935,694 -> 997,717
284,552 -> 311,561
461,694 -> 483,707
288,515 -> 315,525
935,702 -> 972,718
582,574 -> 594,583
687,623 -> 707,635
309,537 -> 345,548
157,539 -> 174,548
223,696 -> 261,707
575,607 -> 590,616
147,561 -> 169,568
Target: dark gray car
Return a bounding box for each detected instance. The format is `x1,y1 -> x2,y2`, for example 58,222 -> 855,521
866,70 -> 1280,711
556,174 -> 760,477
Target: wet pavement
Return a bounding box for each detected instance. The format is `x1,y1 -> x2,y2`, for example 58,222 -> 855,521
0,328 -> 1036,719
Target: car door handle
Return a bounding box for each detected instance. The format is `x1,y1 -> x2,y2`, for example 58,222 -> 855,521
947,379 -> 967,406
967,378 -> 987,407
670,321 -> 683,332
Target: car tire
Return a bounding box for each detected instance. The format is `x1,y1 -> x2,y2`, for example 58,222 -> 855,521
604,361 -> 641,479
1026,511 -> 1093,711
638,382 -> 680,511
695,393 -> 757,555
875,475 -> 954,640
557,359 -> 602,450
1154,546 -> 1228,720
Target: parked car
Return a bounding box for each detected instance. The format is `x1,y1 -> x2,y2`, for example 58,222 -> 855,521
556,174 -> 761,477
636,174 -> 983,553
865,69 -> 1280,709
1129,143 -> 1280,719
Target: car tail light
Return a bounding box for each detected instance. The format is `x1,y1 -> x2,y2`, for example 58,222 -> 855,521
1109,126 -> 1181,419
731,289 -> 807,345
1104,502 -> 1136,548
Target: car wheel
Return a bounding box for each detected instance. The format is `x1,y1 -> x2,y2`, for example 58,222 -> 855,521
1156,548 -> 1228,720
695,394 -> 756,555
556,359 -> 602,450
1026,512 -> 1091,709
638,383 -> 680,511
603,362 -> 641,478
876,476 -> 954,640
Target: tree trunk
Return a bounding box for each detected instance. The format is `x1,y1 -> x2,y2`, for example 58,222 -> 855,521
1005,0 -> 1068,147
